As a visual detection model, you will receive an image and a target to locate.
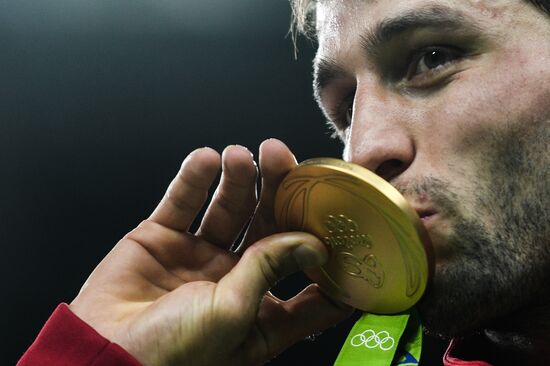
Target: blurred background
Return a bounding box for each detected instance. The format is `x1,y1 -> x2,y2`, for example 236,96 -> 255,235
1,0 -> 445,364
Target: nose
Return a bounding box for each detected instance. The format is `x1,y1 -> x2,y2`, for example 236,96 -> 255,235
344,84 -> 416,182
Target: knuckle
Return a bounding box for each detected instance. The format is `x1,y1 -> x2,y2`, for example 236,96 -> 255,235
166,181 -> 206,212
214,190 -> 241,213
261,254 -> 283,288
223,171 -> 256,189
248,247 -> 285,288
215,190 -> 256,217
177,166 -> 205,191
242,246 -> 279,288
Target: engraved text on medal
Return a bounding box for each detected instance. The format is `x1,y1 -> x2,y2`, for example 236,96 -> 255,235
323,214 -> 385,288
323,214 -> 373,250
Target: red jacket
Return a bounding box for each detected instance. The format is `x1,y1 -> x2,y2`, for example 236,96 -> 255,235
18,304 -> 491,366
17,304 -> 141,366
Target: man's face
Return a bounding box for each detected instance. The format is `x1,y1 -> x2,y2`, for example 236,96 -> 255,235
314,0 -> 550,337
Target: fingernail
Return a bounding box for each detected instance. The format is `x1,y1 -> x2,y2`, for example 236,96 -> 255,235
293,244 -> 327,269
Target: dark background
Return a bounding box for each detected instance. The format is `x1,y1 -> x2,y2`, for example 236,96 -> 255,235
1,1 -> 446,364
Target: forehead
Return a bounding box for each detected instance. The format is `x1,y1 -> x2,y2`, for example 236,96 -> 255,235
315,0 -> 516,54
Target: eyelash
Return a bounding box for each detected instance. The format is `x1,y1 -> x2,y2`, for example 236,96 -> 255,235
406,45 -> 464,82
331,91 -> 355,133
330,45 -> 464,135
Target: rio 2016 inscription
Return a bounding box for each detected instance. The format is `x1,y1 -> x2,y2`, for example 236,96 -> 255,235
322,214 -> 385,288
323,214 -> 373,250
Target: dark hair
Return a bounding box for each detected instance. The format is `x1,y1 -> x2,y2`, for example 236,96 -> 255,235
290,0 -> 550,39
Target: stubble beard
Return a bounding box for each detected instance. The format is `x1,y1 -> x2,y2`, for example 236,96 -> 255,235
401,121 -> 549,339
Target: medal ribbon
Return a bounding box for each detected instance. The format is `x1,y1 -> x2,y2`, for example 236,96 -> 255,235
334,310 -> 422,366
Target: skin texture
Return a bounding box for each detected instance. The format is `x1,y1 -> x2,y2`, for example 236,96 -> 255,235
313,0 -> 550,363
70,140 -> 353,366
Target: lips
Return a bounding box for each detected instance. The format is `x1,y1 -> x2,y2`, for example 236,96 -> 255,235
412,207 -> 439,236
414,207 -> 438,222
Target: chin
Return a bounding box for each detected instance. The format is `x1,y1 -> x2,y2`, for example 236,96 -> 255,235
414,260 -> 503,339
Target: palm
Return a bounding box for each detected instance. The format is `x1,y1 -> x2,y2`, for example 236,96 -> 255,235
70,140 -> 352,366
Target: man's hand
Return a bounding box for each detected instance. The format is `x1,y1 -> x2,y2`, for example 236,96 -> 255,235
69,139 -> 353,366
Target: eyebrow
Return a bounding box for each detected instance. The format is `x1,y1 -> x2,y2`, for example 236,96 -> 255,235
361,5 -> 481,56
313,5 -> 483,100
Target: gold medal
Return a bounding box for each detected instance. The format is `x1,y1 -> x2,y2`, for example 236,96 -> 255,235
274,158 -> 432,314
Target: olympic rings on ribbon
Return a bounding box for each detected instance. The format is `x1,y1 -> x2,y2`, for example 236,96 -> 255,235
350,329 -> 395,351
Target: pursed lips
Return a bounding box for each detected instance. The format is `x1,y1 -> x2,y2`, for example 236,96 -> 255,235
414,206 -> 439,227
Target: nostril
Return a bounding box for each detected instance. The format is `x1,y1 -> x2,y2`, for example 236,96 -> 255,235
375,159 -> 406,181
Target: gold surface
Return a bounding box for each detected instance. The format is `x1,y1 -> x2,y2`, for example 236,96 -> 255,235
274,158 -> 432,314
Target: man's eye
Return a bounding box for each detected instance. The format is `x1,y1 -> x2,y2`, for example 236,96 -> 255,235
328,91 -> 355,133
407,46 -> 462,79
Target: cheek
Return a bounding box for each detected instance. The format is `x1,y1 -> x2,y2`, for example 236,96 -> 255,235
422,48 -> 550,160
412,47 -> 550,223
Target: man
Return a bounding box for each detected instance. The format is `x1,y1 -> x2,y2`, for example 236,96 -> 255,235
19,0 -> 549,365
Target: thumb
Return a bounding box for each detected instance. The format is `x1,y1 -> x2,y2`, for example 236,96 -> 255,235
218,232 -> 328,311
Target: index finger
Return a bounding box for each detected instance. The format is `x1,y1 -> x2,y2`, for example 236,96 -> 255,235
148,147 -> 221,232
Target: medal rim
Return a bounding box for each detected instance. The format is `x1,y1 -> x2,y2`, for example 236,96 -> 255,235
275,157 -> 434,313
